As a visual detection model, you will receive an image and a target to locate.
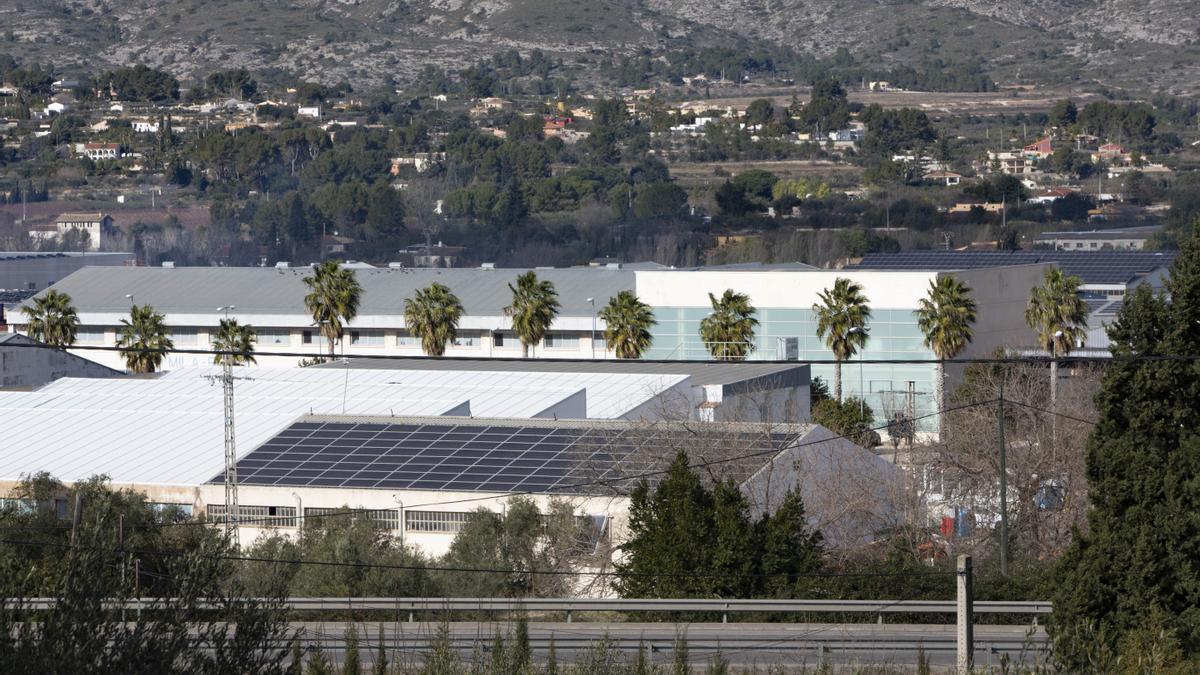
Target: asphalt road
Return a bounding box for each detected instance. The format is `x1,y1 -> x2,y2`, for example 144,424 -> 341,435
289,621 -> 1049,670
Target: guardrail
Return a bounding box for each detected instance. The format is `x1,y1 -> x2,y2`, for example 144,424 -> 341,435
10,596 -> 1052,618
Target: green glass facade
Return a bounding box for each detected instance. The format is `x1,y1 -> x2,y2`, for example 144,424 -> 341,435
646,307 -> 938,429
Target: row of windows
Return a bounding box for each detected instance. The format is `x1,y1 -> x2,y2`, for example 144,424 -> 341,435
405,510 -> 473,533
74,328 -> 599,350
207,504 -> 298,528
304,507 -> 400,530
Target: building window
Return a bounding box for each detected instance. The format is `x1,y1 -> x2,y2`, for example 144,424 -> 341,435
173,328 -> 199,346
405,510 -> 472,534
208,504 -> 297,528
301,330 -> 328,347
350,330 -> 384,346
148,502 -> 195,522
543,332 -> 574,349
396,331 -> 421,347
452,331 -> 479,347
76,328 -> 107,343
304,507 -> 399,530
257,329 -> 291,346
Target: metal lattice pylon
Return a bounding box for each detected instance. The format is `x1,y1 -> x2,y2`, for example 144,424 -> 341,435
222,358 -> 240,549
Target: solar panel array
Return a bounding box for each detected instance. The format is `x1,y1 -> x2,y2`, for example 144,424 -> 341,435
851,251 -> 1176,284
217,418 -> 800,494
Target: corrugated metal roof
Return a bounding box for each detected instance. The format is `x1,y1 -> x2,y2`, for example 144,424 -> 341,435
318,358 -> 809,387
35,266 -> 635,317
850,251 -> 1176,285
0,366 -> 687,486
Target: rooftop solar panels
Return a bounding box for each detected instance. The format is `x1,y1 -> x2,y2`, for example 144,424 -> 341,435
217,417 -> 803,495
851,251 -> 1176,285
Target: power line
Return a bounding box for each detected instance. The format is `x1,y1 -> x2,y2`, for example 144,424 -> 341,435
1,338 -> 1195,365
0,536 -> 955,581
1000,398 -> 1099,426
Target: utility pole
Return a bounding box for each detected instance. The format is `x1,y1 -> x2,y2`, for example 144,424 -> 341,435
956,554 -> 974,672
998,378 -> 1009,577
218,305 -> 240,548
69,493 -> 83,546
222,354 -> 239,549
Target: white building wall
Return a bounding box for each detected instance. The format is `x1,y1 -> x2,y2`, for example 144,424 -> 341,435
67,319 -> 612,372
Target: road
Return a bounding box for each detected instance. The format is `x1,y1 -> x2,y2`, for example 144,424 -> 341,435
287,621 -> 1048,670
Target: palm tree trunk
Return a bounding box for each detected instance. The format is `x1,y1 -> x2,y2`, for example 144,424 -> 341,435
522,342 -> 529,358
834,360 -> 843,402
936,359 -> 948,442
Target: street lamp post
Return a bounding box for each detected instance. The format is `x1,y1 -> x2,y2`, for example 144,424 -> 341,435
586,297 -> 596,360
849,326 -> 868,417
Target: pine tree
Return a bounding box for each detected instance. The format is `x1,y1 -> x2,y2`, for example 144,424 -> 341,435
1048,229 -> 1200,668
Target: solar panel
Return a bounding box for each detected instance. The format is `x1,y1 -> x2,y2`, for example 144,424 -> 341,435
214,419 -> 803,495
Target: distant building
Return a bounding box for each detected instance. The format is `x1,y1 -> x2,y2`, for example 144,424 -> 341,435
41,213 -> 114,251
1027,187 -> 1077,205
0,333 -> 119,389
0,251 -> 134,295
1092,143 -> 1130,165
1033,225 -> 1162,251
401,241 -> 465,268
924,170 -> 963,186
79,142 -> 120,161
851,250 -> 1176,354
389,152 -> 446,174
1023,137 -> 1053,159
297,106 -> 321,119
989,150 -> 1037,176
131,119 -> 160,133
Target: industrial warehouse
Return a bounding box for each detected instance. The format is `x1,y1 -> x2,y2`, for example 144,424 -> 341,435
0,358 -> 902,560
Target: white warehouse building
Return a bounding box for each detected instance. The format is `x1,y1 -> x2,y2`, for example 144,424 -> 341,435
0,361 -> 905,559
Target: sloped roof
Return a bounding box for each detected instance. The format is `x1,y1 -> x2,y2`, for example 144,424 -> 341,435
0,365 -> 688,486
218,414 -> 811,496
850,250 -> 1176,285
35,266 -> 635,318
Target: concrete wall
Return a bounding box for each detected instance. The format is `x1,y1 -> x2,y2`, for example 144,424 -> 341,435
740,425 -> 911,548
0,335 -> 120,388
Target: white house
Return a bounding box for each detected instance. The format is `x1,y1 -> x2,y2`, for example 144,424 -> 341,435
297,106 -> 321,119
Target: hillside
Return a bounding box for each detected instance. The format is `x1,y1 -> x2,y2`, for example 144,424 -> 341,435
2,0 -> 1197,94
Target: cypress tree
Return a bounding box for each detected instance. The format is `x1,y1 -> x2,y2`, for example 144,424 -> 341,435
343,624 -> 361,675
1048,230 -> 1200,667
614,451 -> 714,598
371,624 -> 387,675
708,480 -> 757,598
757,490 -> 825,598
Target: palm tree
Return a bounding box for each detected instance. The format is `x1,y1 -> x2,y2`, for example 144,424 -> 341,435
914,275 -> 978,439
699,289 -> 758,360
211,318 -> 257,366
21,289 -> 79,348
1025,267 -> 1089,411
812,277 -> 871,401
303,260 -> 362,359
404,282 -> 464,357
505,271 -> 560,358
116,304 -> 174,374
600,290 -> 656,359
